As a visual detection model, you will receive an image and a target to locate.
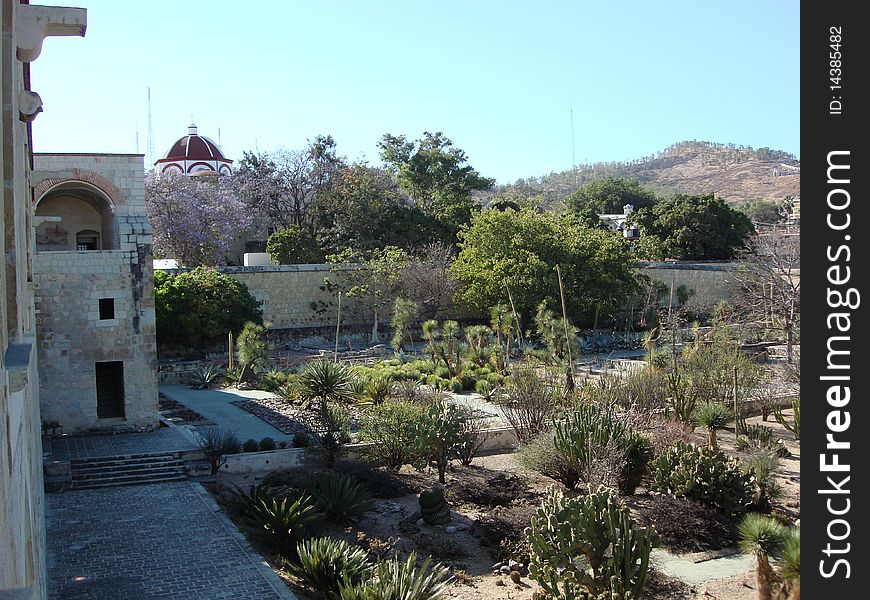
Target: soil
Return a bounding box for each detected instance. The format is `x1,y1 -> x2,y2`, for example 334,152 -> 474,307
208,409 -> 800,600
158,393 -> 214,425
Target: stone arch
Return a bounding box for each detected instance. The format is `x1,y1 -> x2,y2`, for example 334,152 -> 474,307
32,169 -> 126,208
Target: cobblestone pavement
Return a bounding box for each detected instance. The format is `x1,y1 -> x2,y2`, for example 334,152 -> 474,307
49,427 -> 198,461
47,481 -> 296,599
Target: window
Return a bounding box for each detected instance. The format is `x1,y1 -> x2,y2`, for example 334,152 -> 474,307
98,298 -> 115,320
76,230 -> 100,251
95,361 -> 125,419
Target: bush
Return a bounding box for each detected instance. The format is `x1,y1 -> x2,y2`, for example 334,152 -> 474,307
155,267 -> 262,353
266,225 -> 324,265
242,439 -> 260,453
447,377 -> 463,393
293,432 -> 310,448
259,437 -> 277,451
527,487 -> 658,599
290,537 -> 370,600
619,431 -> 655,495
299,402 -> 351,468
497,364 -> 560,445
306,472 -> 374,524
517,431 -> 581,490
453,406 -> 489,466
358,399 -> 426,469
196,427 -> 241,475
745,451 -> 782,512
652,441 -> 753,516
240,495 -> 319,560
338,553 -> 450,600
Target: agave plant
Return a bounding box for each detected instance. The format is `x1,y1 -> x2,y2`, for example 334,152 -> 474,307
695,401 -> 732,450
306,472 -> 374,525
290,537 -> 371,600
241,494 -> 320,560
298,360 -> 355,409
338,553 -> 451,600
188,364 -> 223,389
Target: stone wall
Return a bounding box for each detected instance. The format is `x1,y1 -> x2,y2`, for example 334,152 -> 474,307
33,251 -> 159,432
640,261 -> 739,310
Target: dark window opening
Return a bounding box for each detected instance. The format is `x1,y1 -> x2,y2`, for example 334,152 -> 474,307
98,298 -> 115,320
95,361 -> 125,419
76,230 -> 100,251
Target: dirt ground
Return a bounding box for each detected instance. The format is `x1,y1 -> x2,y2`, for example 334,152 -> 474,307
210,409 -> 799,600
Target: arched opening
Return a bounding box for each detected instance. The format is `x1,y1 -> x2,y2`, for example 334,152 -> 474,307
34,181 -> 118,251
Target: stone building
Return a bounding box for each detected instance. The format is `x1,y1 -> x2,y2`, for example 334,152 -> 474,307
1,3 -> 86,597
32,154 -> 159,433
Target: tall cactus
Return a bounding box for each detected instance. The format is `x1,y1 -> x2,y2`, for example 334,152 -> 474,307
526,487 -> 658,599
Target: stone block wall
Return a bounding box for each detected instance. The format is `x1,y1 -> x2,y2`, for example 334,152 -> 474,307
640,261 -> 739,309
33,251 -> 158,432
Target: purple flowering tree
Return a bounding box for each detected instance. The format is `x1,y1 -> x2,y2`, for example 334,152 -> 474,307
145,172 -> 252,266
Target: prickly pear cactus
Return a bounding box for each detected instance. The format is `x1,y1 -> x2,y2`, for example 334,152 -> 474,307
526,487 -> 658,600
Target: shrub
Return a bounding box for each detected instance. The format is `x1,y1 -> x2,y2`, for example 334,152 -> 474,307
745,451 -> 782,513
497,364 -> 560,445
240,495 -> 319,559
619,431 -> 655,495
652,441 -> 753,516
358,399 -> 426,469
298,401 -> 351,468
222,483 -> 292,522
292,432 -> 310,448
306,472 -> 374,525
155,267 -> 262,353
447,377 -> 463,393
473,379 -> 500,403
196,427 -> 241,475
259,437 -> 277,451
188,364 -> 222,389
527,487 -> 658,599
453,407 -> 489,466
364,376 -> 393,404
266,225 -> 324,265
242,438 -> 260,453
237,321 -> 270,381
261,369 -> 290,392
517,431 -> 581,490
338,553 -> 450,600
290,537 -> 370,600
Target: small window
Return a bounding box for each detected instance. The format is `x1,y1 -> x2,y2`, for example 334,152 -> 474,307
98,298 -> 115,320
76,230 -> 100,251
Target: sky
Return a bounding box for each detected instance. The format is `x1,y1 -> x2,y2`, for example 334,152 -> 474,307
31,1 -> 799,185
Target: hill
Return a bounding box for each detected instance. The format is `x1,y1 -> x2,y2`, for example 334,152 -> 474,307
494,141 -> 800,208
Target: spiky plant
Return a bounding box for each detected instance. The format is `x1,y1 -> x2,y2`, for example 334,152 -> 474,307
188,364 -> 223,389
241,495 -> 320,560
695,401 -> 732,450
306,472 -> 374,525
290,537 -> 371,600
738,513 -> 786,600
338,553 -> 451,600
237,321 -> 270,381
745,451 -> 783,512
777,528 -> 800,600
298,360 -> 354,409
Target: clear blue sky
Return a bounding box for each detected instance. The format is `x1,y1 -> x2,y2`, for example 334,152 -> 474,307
31,0 -> 799,184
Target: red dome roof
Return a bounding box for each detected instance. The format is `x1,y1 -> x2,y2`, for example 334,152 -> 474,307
158,124 -> 230,163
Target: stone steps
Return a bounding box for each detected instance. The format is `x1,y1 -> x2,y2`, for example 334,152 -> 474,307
70,452 -> 187,489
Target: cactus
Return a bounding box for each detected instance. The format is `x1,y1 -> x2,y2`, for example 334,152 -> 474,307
526,487 -> 658,599
554,403 -> 627,488
411,401 -> 467,483
773,397 -> 800,440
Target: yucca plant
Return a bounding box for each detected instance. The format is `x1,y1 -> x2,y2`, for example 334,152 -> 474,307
738,513 -> 787,600
365,376 -> 393,404
290,537 -> 371,600
298,360 -> 355,409
695,401 -> 732,450
745,451 -> 782,512
307,472 -> 374,524
222,483 -> 291,521
188,364 -> 223,389
241,494 -> 320,560
778,528 -> 800,600
339,553 -> 451,600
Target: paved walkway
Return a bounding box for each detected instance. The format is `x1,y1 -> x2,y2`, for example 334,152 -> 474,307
49,427 -> 198,461
46,481 -> 297,600
159,385 -> 293,442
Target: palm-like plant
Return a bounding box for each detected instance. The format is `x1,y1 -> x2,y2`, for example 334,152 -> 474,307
339,552 -> 451,600
421,319 -> 441,365
738,513 -> 786,600
291,538 -> 370,600
695,401 -> 732,450
237,321 -> 270,381
490,303 -> 513,370
241,494 -> 320,560
306,472 -> 374,524
777,528 -> 800,600
298,360 -> 354,409
440,320 -> 460,377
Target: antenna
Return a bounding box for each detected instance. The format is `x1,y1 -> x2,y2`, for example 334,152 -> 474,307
135,125 -> 139,153
570,106 -> 577,185
145,87 -> 156,167
218,127 -> 221,147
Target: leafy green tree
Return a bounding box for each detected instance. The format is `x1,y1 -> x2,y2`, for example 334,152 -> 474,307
266,225 -> 324,264
308,164 -> 435,253
565,177 -> 658,215
736,199 -> 787,224
633,194 -> 755,260
155,267 -> 263,354
379,131 -> 494,242
450,208 -> 638,325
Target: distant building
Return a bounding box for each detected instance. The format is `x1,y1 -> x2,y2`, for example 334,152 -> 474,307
599,204 -> 640,239
154,124 -> 233,176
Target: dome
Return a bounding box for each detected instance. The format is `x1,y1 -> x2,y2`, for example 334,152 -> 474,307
155,124 -> 233,176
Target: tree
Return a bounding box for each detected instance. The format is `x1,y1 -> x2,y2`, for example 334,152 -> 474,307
399,242 -> 461,320
155,267 -> 263,353
450,208 -> 638,325
379,131 -> 494,242
145,172 -> 252,266
733,232 -> 800,362
633,194 -> 755,260
234,135 -> 343,229
307,164 -> 434,253
266,225 -> 324,264
736,199 -> 787,225
565,177 -> 658,215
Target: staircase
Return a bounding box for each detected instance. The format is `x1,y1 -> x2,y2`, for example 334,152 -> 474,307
70,452 -> 187,489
